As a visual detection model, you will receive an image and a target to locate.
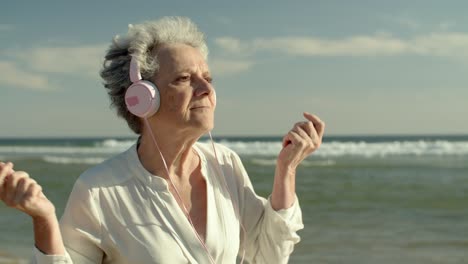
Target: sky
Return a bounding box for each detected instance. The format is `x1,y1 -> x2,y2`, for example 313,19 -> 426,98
1,0 -> 467,138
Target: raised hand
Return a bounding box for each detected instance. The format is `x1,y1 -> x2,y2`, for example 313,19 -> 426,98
0,162 -> 55,218
277,112 -> 325,170
271,112 -> 325,210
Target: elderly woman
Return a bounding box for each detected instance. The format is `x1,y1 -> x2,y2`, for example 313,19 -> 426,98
0,17 -> 324,263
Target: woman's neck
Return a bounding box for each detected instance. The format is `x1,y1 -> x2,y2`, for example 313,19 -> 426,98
136,123 -> 201,182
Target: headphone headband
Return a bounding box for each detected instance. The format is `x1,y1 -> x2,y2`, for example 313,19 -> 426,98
129,56 -> 142,83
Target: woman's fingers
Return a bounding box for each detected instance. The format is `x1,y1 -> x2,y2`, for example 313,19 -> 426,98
284,120 -> 317,146
285,130 -> 303,146
14,177 -> 28,204
303,112 -> 325,138
19,182 -> 43,210
290,121 -> 321,149
15,178 -> 38,205
282,113 -> 324,151
5,171 -> 29,202
278,113 -> 325,169
0,162 -> 14,187
2,170 -> 32,208
293,119 -> 317,136
291,125 -> 312,148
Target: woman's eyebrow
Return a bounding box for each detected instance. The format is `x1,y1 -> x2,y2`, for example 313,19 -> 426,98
173,67 -> 195,75
173,67 -> 210,76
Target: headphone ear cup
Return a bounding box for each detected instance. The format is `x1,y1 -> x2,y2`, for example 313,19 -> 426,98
125,80 -> 160,118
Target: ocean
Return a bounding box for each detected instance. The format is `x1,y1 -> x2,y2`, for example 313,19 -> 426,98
0,135 -> 467,263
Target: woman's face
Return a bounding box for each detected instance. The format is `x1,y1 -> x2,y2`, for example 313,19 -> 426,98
152,43 -> 215,135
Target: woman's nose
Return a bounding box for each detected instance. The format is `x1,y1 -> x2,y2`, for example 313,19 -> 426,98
194,77 -> 214,97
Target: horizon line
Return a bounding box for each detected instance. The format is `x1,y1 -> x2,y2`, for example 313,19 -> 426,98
1,133 -> 468,140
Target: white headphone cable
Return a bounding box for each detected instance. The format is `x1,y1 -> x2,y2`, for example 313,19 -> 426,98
143,118 -> 216,264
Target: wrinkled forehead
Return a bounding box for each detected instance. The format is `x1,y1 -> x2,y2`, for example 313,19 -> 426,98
155,43 -> 210,75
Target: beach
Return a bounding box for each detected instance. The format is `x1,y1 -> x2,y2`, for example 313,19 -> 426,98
1,135 -> 467,263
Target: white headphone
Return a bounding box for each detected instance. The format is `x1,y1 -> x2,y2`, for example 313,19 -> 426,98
125,56 -> 160,118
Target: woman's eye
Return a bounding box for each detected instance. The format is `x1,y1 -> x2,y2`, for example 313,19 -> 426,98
176,75 -> 190,82
205,77 -> 213,83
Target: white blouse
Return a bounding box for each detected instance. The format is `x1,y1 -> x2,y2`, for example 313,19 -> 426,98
33,142 -> 303,264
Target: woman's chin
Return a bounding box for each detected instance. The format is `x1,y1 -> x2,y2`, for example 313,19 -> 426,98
191,115 -> 214,130
202,121 -> 215,134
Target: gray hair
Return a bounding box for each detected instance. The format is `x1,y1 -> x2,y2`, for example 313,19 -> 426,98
100,16 -> 209,134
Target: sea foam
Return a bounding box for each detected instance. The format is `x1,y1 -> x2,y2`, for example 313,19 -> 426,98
1,139 -> 468,165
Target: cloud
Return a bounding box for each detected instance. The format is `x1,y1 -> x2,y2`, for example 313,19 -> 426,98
252,34 -> 407,56
0,61 -> 54,91
409,32 -> 468,57
214,32 -> 468,59
214,37 -> 245,54
13,44 -> 108,78
1,43 -> 108,91
209,59 -> 254,76
211,38 -> 255,76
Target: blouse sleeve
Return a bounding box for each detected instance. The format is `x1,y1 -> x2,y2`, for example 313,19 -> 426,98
230,151 -> 304,264
32,178 -> 104,264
